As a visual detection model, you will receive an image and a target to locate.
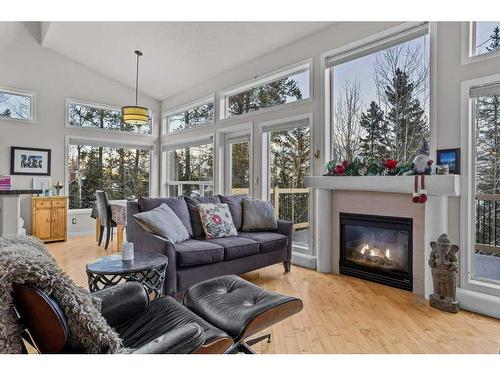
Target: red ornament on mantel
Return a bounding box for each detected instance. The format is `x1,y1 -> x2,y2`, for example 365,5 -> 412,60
383,159 -> 398,170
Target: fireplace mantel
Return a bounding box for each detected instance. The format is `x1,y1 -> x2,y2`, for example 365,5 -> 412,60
305,174 -> 460,299
305,175 -> 460,196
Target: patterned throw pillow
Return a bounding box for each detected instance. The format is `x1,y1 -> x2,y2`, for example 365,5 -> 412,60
197,203 -> 238,240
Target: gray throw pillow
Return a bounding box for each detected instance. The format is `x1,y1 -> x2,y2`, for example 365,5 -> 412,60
133,203 -> 189,244
241,199 -> 278,231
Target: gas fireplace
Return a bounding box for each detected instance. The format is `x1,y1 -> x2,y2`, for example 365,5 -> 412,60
339,213 -> 413,291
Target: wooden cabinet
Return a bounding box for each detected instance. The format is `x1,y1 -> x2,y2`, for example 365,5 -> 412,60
32,196 -> 67,243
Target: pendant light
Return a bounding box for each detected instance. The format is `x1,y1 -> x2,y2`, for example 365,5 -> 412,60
122,50 -> 150,126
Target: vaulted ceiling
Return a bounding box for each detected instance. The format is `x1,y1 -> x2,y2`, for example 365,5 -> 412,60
41,22 -> 333,101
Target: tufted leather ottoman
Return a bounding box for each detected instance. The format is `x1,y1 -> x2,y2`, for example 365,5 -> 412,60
183,274 -> 303,353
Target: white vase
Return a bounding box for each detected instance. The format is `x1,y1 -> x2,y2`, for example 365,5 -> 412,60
122,242 -> 134,261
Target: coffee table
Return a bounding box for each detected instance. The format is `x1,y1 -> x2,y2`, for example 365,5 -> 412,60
86,253 -> 168,300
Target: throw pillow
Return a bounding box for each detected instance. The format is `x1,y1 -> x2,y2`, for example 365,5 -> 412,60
133,203 -> 190,244
241,199 -> 278,231
197,203 -> 238,240
218,195 -> 247,230
185,195 -> 221,239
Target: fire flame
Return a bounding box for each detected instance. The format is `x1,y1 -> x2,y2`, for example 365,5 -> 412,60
385,249 -> 390,258
360,244 -> 369,254
359,244 -> 392,260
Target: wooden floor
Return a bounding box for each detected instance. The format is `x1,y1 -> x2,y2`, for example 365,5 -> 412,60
47,235 -> 500,354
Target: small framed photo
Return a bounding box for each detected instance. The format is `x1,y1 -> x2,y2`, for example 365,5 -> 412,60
436,148 -> 460,175
10,146 -> 51,176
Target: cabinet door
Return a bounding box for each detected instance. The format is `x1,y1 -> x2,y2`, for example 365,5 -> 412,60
51,207 -> 66,239
34,209 -> 52,240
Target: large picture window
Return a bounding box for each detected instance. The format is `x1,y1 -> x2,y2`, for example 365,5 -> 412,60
67,100 -> 152,134
329,30 -> 430,165
165,100 -> 214,134
0,88 -> 35,122
470,83 -> 500,286
221,63 -> 310,119
165,140 -> 214,197
68,142 -> 151,209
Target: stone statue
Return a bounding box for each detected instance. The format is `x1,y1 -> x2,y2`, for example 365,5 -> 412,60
428,233 -> 460,313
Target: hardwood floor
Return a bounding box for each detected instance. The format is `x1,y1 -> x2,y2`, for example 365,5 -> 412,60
47,235 -> 500,354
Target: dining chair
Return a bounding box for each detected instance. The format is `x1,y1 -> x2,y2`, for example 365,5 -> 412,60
95,190 -> 117,250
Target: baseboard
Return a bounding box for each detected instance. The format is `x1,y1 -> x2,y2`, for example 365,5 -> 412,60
456,287 -> 500,319
291,252 -> 317,270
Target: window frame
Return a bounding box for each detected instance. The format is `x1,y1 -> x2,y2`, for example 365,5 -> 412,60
162,134 -> 215,198
321,22 -> 434,167
460,73 -> 500,299
461,22 -> 500,66
219,59 -> 313,121
259,113 -> 314,255
162,95 -> 215,135
65,98 -> 155,137
64,134 -> 155,213
0,86 -> 37,124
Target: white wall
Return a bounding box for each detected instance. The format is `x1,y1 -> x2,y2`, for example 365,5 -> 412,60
0,22 -> 161,236
159,22 -> 500,266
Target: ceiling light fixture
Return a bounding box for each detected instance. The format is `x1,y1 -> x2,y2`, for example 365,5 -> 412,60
122,50 -> 150,126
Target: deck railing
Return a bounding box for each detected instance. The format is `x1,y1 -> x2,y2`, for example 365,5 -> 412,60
475,194 -> 500,255
230,187 -> 310,231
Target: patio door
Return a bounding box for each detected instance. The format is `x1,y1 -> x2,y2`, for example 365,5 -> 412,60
262,118 -> 311,254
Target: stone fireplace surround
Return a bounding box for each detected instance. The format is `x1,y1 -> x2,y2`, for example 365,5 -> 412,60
305,175 -> 461,298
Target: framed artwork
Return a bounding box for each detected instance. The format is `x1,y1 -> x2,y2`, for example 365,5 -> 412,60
436,148 -> 460,175
10,146 -> 51,176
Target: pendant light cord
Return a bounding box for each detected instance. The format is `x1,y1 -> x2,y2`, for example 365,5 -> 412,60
135,51 -> 140,106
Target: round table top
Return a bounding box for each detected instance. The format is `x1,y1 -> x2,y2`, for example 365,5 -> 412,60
86,253 -> 168,274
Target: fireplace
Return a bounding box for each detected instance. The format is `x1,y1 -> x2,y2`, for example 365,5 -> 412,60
339,213 -> 413,291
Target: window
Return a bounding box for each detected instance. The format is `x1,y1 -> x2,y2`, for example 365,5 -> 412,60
328,27 -> 430,166
0,87 -> 35,122
472,22 -> 500,57
165,140 -> 214,197
263,119 -> 311,252
165,100 -> 214,134
470,82 -> 500,286
221,63 -> 310,119
230,141 -> 250,195
67,100 -> 152,134
68,141 -> 151,209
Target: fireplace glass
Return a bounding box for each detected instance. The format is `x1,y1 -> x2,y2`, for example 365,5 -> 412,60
340,213 -> 413,291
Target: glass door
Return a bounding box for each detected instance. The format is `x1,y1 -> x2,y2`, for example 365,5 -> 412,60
265,122 -> 311,253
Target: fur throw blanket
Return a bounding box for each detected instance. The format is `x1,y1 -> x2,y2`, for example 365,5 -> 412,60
0,235 -> 122,353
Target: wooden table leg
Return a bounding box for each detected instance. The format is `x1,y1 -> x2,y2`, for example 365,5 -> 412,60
95,218 -> 100,241
116,224 -> 124,252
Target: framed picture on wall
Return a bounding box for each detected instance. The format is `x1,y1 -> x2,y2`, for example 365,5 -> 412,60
436,148 -> 460,175
10,146 -> 51,176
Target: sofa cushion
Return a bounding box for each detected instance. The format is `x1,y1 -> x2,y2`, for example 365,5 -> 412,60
207,236 -> 259,261
197,203 -> 238,240
138,197 -> 193,237
238,231 -> 288,254
133,203 -> 190,244
218,195 -> 246,230
241,199 -> 278,231
174,239 -> 224,267
185,196 -> 221,239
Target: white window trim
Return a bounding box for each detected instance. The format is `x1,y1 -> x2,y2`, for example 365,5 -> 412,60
162,134 -> 215,197
321,21 -> 435,165
461,22 -> 500,66
214,122 -> 253,196
460,73 -> 500,298
65,98 -> 156,137
259,113 -> 314,255
64,134 -> 156,212
162,95 -> 215,135
0,85 -> 37,124
219,59 -> 313,121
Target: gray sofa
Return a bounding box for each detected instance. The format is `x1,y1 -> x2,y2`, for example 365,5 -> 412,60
127,195 -> 293,296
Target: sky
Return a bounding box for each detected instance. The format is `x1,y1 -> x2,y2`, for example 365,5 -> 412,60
332,34 -> 430,114
475,22 -> 500,55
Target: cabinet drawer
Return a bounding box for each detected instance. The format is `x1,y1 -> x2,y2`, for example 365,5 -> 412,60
35,200 -> 51,209
52,200 -> 67,208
